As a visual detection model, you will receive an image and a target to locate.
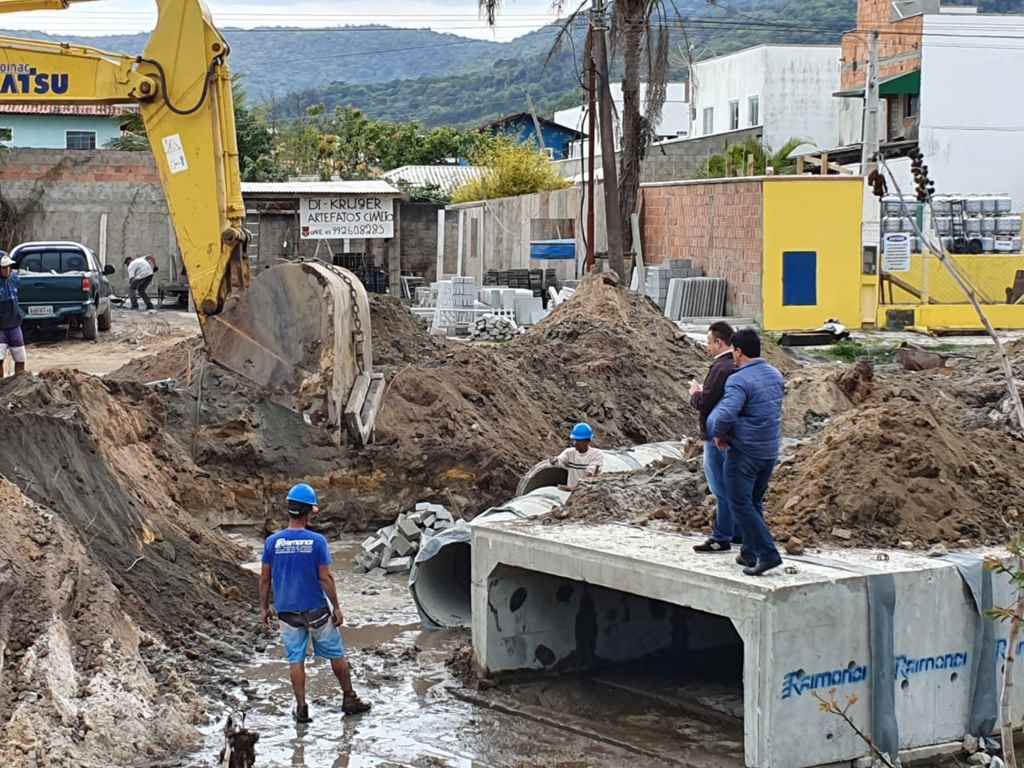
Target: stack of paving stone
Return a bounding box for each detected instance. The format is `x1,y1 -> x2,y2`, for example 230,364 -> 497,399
356,503 -> 464,574
468,313 -> 521,342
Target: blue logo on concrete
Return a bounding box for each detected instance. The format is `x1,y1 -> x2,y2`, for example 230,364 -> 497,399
996,639 -> 1024,660
0,64 -> 69,95
782,665 -> 868,699
895,652 -> 968,678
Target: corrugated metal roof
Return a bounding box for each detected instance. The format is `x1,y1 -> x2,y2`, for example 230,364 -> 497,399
0,104 -> 138,116
240,180 -> 402,196
382,165 -> 485,194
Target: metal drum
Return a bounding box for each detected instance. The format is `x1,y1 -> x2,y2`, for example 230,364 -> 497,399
931,196 -> 951,215
981,196 -> 998,215
981,217 -> 997,235
965,218 -> 983,236
996,195 -> 1013,214
997,216 -> 1022,235
965,196 -> 984,214
934,216 -> 952,234
981,236 -> 995,253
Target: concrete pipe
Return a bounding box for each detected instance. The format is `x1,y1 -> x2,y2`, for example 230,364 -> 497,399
410,441 -> 688,629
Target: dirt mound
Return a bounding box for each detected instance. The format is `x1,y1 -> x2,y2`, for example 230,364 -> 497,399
368,294 -> 441,369
0,371 -> 260,766
546,458 -> 709,527
783,361 -> 875,436
764,396 -> 1024,547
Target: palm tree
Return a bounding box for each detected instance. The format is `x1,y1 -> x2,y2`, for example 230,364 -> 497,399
478,0 -> 673,269
700,137 -> 807,179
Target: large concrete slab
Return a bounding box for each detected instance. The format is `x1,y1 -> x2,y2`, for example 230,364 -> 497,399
471,519 -> 1018,768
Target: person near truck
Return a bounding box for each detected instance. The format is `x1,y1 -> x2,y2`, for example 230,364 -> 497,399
706,329 -> 785,577
124,255 -> 156,311
689,321 -> 738,554
549,422 -> 603,491
259,483 -> 372,723
0,254 -> 26,377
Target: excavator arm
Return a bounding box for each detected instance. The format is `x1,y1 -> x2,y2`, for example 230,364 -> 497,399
0,0 -> 383,444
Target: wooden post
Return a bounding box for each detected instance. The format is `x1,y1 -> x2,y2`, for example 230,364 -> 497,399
820,152 -> 829,176
388,202 -> 402,298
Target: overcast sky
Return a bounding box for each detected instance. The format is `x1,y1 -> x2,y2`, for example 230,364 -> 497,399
1,0 -> 563,41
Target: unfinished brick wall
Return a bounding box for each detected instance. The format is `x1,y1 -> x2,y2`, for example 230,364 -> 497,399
641,180 -> 763,319
841,0 -> 923,90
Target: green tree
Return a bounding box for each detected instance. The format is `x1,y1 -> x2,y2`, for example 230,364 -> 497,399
450,139 -> 570,203
700,137 -> 806,179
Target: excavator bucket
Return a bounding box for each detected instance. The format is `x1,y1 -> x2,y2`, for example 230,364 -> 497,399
203,262 -> 384,446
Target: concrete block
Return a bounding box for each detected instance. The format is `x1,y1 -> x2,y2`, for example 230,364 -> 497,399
415,501 -> 431,511
390,531 -> 414,558
433,507 -> 453,523
384,556 -> 412,573
379,545 -> 394,565
433,519 -> 453,531
361,535 -> 386,554
422,514 -> 436,528
514,296 -> 544,326
357,551 -> 380,571
396,514 -> 422,541
408,510 -> 426,525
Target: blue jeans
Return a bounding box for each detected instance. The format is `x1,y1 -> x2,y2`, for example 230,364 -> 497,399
724,448 -> 781,565
704,441 -> 737,543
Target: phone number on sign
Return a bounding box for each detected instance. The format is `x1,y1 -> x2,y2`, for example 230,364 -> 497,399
310,224 -> 391,237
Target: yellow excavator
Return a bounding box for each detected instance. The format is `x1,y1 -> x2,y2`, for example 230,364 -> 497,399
0,0 -> 384,445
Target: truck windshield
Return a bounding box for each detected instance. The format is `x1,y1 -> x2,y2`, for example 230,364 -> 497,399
17,250 -> 90,273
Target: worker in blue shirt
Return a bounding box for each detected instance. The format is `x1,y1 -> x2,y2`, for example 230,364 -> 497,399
260,484 -> 371,723
707,328 -> 786,576
0,254 -> 26,376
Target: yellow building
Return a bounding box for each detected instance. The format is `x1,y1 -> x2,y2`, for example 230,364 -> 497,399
642,175 -> 1024,332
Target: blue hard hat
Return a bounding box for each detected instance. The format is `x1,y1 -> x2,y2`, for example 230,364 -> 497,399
286,483 -> 318,507
570,422 -> 594,441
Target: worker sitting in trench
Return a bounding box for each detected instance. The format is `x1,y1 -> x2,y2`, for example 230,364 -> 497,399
549,422 -> 604,491
259,483 -> 372,723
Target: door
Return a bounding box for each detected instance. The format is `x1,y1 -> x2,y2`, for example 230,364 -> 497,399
782,251 -> 817,306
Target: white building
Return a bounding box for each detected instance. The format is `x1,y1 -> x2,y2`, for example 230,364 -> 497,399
554,82 -> 690,160
690,44 -> 842,154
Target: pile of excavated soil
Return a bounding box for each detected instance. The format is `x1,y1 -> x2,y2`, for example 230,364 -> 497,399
108,277 -> 709,531
782,360 -> 875,436
763,395 -> 1024,547
0,371 -> 260,766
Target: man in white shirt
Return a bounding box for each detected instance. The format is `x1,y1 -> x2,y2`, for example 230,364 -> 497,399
550,422 -> 603,491
124,254 -> 156,311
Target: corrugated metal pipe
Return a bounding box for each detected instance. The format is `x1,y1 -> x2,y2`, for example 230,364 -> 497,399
408,441 -> 687,629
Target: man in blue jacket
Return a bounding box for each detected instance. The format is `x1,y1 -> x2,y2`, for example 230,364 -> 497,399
0,254 -> 26,377
707,328 -> 785,576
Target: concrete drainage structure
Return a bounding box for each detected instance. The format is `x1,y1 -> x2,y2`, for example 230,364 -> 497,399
471,518 -> 1018,768
408,442 -> 686,629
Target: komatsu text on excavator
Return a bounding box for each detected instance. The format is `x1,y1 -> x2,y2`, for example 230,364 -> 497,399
0,0 -> 384,445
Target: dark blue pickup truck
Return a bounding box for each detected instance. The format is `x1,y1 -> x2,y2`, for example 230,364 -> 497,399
9,241 -> 116,340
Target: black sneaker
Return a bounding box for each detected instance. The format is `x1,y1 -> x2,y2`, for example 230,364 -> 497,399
693,538 -> 731,553
743,557 -> 784,577
293,704 -> 312,724
735,552 -> 756,568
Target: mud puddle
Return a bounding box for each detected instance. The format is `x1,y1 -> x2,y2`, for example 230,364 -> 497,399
168,534 -> 744,768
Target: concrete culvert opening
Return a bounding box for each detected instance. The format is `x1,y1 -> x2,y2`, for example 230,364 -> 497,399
410,538 -> 472,628
517,464 -> 568,495
483,565 -> 745,722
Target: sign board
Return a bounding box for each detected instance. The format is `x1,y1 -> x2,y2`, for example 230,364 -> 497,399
882,233 -> 912,273
299,196 -> 394,240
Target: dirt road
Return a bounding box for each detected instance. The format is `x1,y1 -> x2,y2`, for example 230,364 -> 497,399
6,305 -> 199,377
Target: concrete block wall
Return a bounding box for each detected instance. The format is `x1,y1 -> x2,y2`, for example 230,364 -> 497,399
0,149 -> 177,293
642,179 -> 764,319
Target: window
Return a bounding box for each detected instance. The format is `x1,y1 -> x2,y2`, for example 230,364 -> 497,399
782,251 -> 818,306
16,249 -> 90,273
729,100 -> 740,131
66,130 -> 96,150
748,96 -> 760,126
702,107 -> 714,135
0,127 -> 11,146
905,94 -> 919,118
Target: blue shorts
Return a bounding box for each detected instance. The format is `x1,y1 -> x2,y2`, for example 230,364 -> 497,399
279,617 -> 346,664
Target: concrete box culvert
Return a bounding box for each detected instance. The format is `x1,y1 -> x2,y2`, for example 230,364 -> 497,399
410,441 -> 687,629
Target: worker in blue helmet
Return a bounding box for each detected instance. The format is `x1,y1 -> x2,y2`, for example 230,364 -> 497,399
259,483 -> 371,722
549,422 -> 604,491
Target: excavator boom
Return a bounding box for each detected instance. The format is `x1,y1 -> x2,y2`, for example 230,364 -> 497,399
0,0 -> 382,444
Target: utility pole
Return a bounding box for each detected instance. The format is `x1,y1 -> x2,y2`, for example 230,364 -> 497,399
591,0 -> 625,278
586,36 -> 597,273
861,30 -> 881,174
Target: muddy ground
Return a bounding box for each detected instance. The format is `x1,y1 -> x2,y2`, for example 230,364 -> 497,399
1,280 -> 1021,767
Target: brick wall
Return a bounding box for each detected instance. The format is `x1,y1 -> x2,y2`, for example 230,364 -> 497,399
641,179 -> 764,319
841,0 -> 923,90
0,149 -> 176,293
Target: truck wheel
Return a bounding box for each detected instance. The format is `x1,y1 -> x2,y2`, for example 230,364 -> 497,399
98,305 -> 112,332
82,312 -> 99,341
